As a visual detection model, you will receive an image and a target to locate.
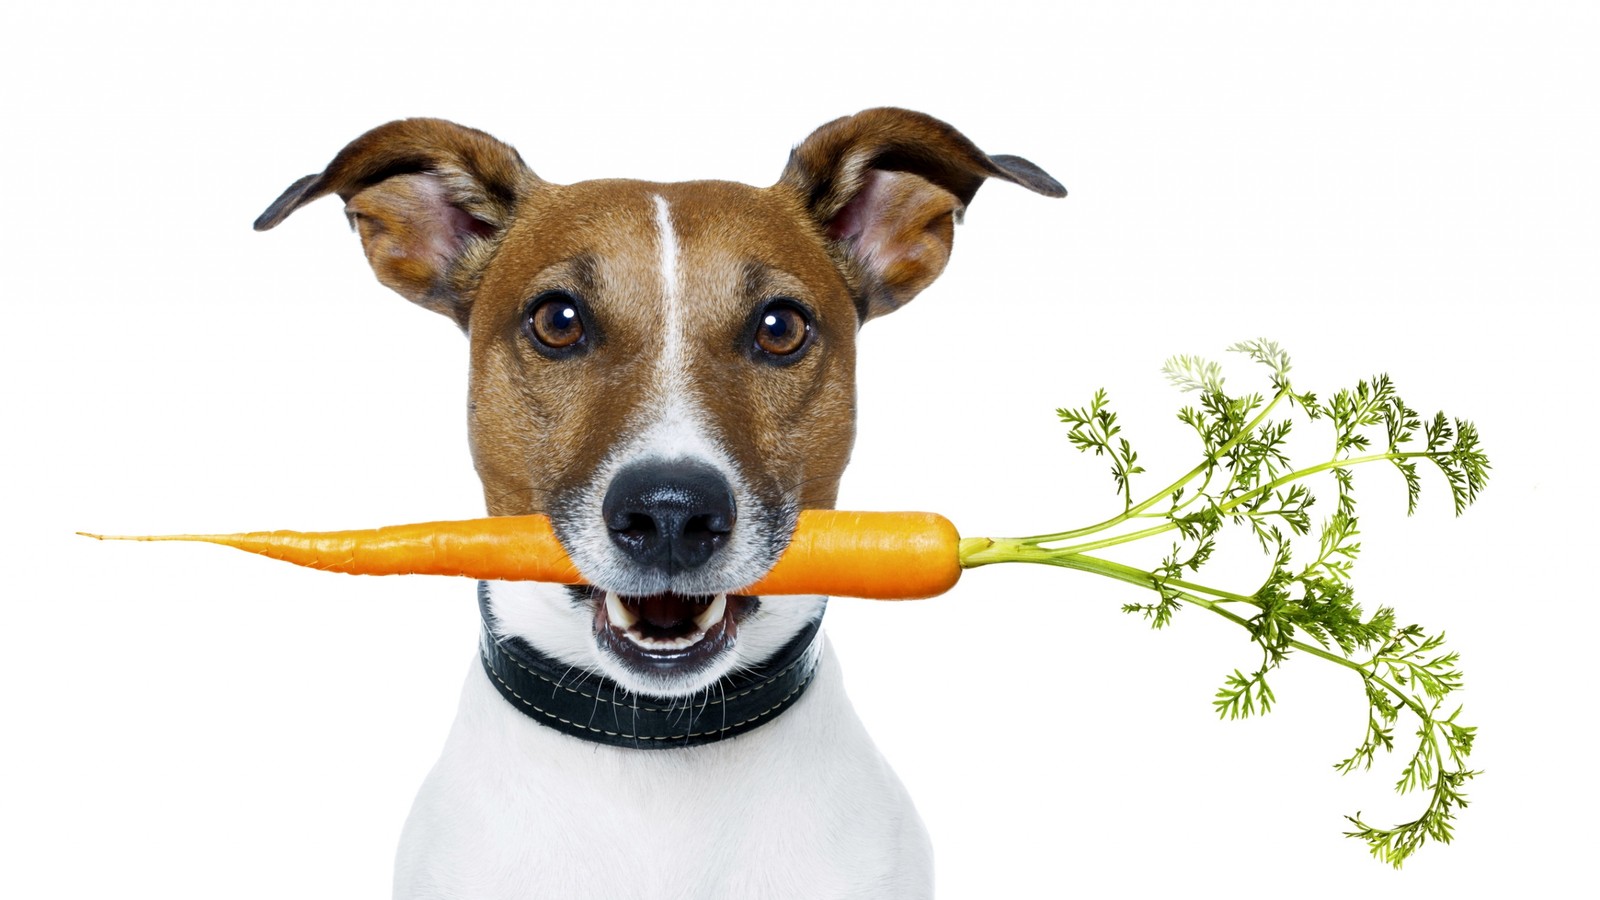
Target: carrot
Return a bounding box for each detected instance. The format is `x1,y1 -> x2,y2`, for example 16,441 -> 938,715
745,511 -> 961,599
79,510 -> 963,600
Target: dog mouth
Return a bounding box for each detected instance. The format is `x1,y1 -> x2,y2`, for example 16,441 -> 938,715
591,589 -> 757,674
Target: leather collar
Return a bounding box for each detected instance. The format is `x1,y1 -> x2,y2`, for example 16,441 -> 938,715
477,582 -> 823,749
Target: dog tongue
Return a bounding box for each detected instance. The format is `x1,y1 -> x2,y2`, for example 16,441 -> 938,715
631,593 -> 710,630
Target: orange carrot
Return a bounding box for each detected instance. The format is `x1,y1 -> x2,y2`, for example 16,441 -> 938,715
79,510 -> 963,600
747,511 -> 960,599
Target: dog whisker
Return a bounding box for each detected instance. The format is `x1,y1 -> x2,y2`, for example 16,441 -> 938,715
717,680 -> 728,735
629,684 -> 640,743
775,472 -> 843,502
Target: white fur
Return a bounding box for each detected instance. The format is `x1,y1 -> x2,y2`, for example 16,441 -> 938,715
395,592 -> 933,900
654,194 -> 684,385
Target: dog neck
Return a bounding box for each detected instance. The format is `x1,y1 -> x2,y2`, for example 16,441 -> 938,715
477,583 -> 824,749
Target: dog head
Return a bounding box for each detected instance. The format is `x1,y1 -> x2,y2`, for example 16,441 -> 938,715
257,109 -> 1062,697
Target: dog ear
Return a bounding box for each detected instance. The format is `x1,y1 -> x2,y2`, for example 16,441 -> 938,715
254,118 -> 536,329
779,108 -> 1064,322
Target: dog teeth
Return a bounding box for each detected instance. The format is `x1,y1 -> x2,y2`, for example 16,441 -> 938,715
628,633 -> 702,651
694,593 -> 728,630
605,591 -> 639,628
607,591 -> 727,650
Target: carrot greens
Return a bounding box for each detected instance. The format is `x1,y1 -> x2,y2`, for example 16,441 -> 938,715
957,340 -> 1489,867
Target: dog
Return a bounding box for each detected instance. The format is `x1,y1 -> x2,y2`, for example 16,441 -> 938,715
255,108 -> 1063,899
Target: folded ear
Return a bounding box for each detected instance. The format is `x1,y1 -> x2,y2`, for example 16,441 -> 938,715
254,118 -> 536,329
778,108 -> 1065,322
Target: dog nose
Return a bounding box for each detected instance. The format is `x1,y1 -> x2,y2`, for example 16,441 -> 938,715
602,461 -> 736,572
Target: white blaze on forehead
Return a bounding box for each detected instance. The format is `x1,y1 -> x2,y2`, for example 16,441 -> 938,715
644,194 -> 703,451
653,194 -> 684,388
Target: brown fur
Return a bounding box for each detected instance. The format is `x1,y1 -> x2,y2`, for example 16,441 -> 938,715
256,109 -> 1063,548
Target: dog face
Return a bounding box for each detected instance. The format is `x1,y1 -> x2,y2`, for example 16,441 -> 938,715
256,110 -> 1063,696
468,181 -> 857,694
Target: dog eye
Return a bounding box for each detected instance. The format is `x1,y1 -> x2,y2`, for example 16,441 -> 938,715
753,300 -> 811,358
524,292 -> 586,352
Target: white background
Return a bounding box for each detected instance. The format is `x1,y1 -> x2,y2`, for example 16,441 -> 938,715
3,2 -> 1595,897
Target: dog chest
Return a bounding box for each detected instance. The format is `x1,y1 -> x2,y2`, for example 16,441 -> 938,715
393,642 -> 933,899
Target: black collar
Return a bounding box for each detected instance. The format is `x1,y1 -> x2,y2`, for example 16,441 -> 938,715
477,582 -> 824,750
